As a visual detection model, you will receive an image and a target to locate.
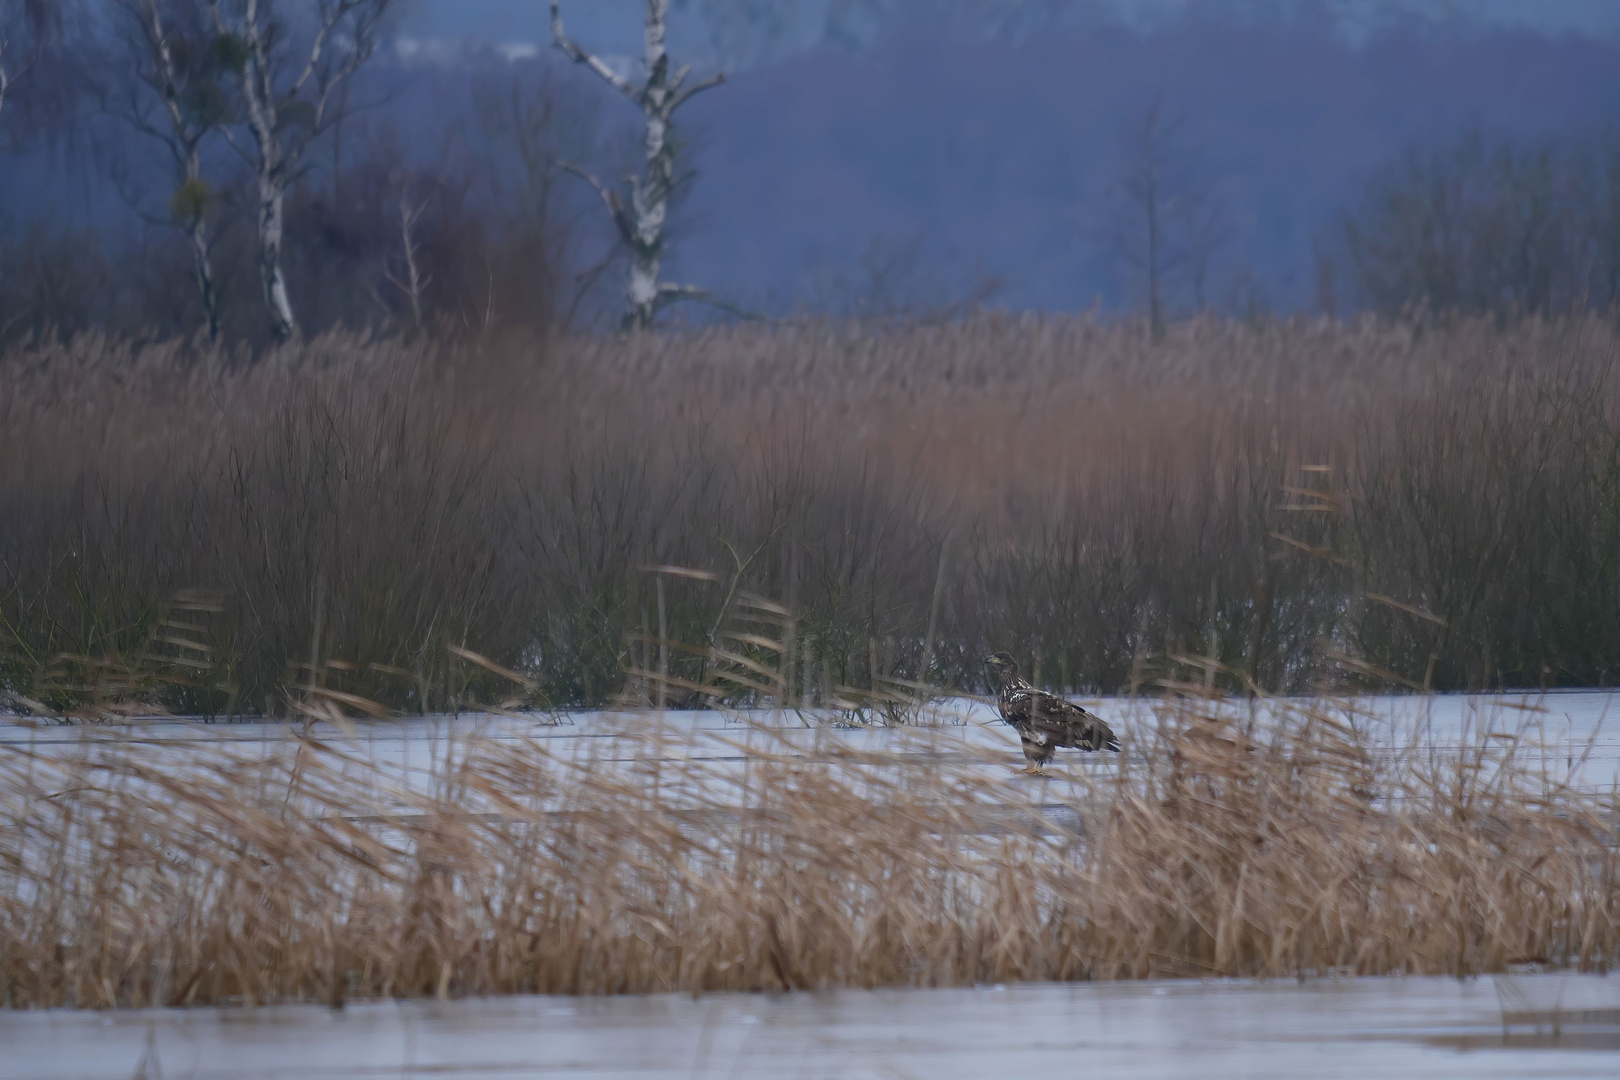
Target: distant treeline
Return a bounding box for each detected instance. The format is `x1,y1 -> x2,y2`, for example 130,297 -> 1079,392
0,0 -> 616,345
4,2 -> 1620,341
1329,131 -> 1620,319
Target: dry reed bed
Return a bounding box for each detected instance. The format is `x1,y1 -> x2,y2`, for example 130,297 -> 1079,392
3,695 -> 1616,1009
2,314 -> 1619,718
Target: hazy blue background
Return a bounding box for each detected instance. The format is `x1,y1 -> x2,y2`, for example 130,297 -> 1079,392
7,0 -> 1620,319
401,0 -> 1620,56
388,0 -> 1620,314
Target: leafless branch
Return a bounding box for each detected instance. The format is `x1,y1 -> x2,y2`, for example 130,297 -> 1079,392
652,282 -> 762,322
549,1 -> 639,104
202,0 -> 397,341
565,246 -> 619,328
307,1 -> 389,139
552,0 -> 731,328
383,193 -> 433,331
112,0 -> 226,339
139,1 -> 186,136
671,71 -> 726,111
560,160 -> 634,244
291,0 -> 361,95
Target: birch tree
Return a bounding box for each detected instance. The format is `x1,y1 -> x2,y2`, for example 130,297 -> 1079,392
550,0 -> 727,330
113,0 -> 229,339
205,0 -> 396,342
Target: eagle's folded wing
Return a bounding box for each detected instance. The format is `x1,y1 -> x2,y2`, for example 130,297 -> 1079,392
1000,687 -> 1034,727
1031,695 -> 1120,752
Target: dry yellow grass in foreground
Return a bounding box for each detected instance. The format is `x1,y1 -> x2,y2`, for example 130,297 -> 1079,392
3,696 -> 1615,1009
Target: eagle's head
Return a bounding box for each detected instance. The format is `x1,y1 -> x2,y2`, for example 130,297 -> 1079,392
984,651 -> 1019,683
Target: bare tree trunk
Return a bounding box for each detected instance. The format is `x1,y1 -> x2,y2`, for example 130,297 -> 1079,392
236,0 -> 298,342
1108,99 -> 1226,335
254,174 -> 297,340
184,149 -> 222,340
138,0 -> 221,339
209,0 -> 394,343
385,193 -> 431,331
0,37 -> 9,120
209,0 -> 298,341
626,0 -> 673,329
552,0 -> 726,330
1115,100 -> 1184,345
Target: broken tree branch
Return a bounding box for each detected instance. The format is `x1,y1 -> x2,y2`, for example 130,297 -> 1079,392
549,0 -> 639,104
560,160 -> 635,242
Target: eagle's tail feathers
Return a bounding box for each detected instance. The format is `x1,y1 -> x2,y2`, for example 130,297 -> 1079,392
1079,718 -> 1120,753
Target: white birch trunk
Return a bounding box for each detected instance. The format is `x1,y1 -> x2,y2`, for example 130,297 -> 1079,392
384,195 -> 431,331
209,0 -> 391,343
184,147 -> 222,340
625,0 -> 672,329
552,0 -> 725,330
143,0 -> 222,339
256,176 -> 297,341
237,0 -> 298,342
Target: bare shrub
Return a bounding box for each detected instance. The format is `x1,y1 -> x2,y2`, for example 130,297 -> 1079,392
1335,129 -> 1620,317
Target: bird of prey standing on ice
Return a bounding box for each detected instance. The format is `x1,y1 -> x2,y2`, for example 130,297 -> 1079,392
985,652 -> 1119,773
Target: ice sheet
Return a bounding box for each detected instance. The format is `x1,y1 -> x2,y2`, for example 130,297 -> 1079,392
4,974 -> 1618,1079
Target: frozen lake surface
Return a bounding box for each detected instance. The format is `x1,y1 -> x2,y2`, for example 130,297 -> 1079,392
6,695 -> 1619,1076
4,689 -> 1617,790
6,974 -> 1619,1079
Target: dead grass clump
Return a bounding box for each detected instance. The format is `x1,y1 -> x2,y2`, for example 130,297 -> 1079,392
2,696 -> 1614,1007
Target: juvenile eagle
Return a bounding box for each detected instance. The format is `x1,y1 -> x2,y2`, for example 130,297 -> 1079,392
985,652 -> 1119,773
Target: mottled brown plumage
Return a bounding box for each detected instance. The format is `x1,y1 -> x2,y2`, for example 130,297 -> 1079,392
985,652 -> 1119,772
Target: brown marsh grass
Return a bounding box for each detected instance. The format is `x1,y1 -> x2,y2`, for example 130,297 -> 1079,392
2,693 -> 1615,1008
2,312 -> 1619,718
